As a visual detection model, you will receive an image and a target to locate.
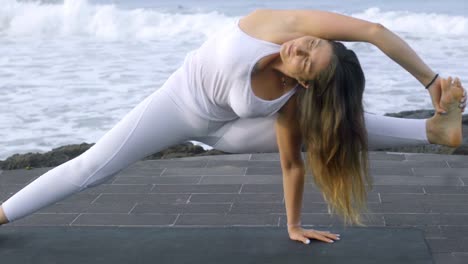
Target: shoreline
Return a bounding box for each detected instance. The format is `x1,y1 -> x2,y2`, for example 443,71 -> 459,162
1,110 -> 467,170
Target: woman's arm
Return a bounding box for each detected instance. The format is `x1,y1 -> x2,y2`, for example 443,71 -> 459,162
260,9 -> 436,86
275,96 -> 305,228
251,9 -> 447,112
275,96 -> 341,244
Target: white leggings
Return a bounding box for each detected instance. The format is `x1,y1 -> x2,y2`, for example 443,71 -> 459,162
1,82 -> 429,223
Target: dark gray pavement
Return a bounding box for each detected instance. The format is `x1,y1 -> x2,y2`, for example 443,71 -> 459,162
1,151 -> 467,264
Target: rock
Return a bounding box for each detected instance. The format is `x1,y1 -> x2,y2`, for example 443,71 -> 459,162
0,143 -> 94,171
0,142 -> 228,171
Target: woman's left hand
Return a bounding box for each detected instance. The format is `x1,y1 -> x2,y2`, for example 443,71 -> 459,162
428,76 -> 467,114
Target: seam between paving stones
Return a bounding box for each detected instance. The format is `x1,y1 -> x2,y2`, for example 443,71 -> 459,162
171,214 -> 180,226
128,203 -> 138,214
445,160 -> 451,168
69,213 -> 82,226
90,194 -> 102,204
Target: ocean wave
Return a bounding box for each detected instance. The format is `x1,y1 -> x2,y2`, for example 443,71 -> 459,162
352,7 -> 467,36
0,1 -> 466,40
0,0 -> 236,40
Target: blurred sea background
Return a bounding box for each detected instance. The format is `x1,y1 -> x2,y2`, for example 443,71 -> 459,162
1,0 -> 467,160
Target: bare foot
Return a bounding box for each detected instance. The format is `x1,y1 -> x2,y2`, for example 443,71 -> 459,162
426,77 -> 464,147
0,205 -> 9,225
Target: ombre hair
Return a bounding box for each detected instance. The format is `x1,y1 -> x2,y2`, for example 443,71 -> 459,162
296,41 -> 372,226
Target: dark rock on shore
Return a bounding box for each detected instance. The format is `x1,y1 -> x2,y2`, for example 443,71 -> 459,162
0,142 -> 228,171
1,109 -> 467,170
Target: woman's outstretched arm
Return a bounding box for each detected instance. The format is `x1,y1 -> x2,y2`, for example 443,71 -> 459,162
251,9 -> 449,113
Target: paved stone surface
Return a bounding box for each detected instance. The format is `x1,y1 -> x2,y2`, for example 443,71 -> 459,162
1,151 -> 468,264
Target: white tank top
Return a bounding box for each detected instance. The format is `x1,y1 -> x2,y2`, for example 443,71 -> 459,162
169,20 -> 298,121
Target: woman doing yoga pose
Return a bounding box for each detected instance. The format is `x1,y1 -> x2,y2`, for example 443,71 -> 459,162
0,9 -> 466,245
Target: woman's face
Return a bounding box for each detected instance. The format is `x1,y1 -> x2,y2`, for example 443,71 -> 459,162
280,36 -> 333,87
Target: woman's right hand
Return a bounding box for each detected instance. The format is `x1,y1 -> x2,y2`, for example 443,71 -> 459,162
287,226 -> 341,245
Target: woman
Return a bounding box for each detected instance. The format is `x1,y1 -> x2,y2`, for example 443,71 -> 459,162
0,9 -> 466,245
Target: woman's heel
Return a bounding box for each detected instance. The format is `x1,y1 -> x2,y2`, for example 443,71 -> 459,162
0,205 -> 10,225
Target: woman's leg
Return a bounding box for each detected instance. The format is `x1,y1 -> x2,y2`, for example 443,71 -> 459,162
1,77 -> 210,224
202,113 -> 431,154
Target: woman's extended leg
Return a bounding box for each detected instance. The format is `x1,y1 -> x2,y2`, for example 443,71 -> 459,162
1,75 -> 210,224
201,113 -> 430,154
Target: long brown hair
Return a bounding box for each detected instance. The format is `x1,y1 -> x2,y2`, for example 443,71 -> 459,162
297,41 -> 372,226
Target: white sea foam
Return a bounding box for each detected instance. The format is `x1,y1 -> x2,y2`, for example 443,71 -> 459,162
0,0 -> 235,40
0,1 -> 466,39
1,0 -> 467,160
352,7 -> 467,36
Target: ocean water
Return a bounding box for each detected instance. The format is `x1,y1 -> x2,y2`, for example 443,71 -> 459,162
0,0 -> 467,160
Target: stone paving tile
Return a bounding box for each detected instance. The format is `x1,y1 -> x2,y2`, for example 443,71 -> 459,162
249,153 -> 281,161
0,167 -> 50,179
440,226 -> 468,238
240,184 -> 320,193
151,184 -> 241,193
0,184 -> 28,195
302,192 -> 380,203
80,184 -> 154,194
111,176 -> 201,185
7,213 -> 79,226
134,160 -> 208,168
413,168 -> 468,177
370,185 -> 424,193
93,193 -> 190,204
132,202 -> 231,214
199,175 -> 292,184
175,213 -> 279,226
116,167 -> 165,177
367,202 -> 431,214
229,203 -> 286,214
423,186 -> 468,194
71,213 -> 177,226
40,201 -> 136,214
426,238 -> 468,253
460,177 -> 468,185
206,160 -> 281,168
416,225 -> 444,238
161,167 -> 246,176
427,203 -> 468,214
380,193 -> 468,204
405,153 -> 468,162
173,153 -> 251,161
0,174 -> 39,185
373,176 -> 463,186
246,167 -> 283,175
240,184 -> 284,193
230,202 -> 330,214
369,160 -> 448,168
368,152 -> 406,161
301,203 -> 330,214
189,193 -> 283,203
59,193 -> 101,204
370,167 -> 413,176
447,161 -> 468,168
433,253 -> 468,264
384,213 -> 468,226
